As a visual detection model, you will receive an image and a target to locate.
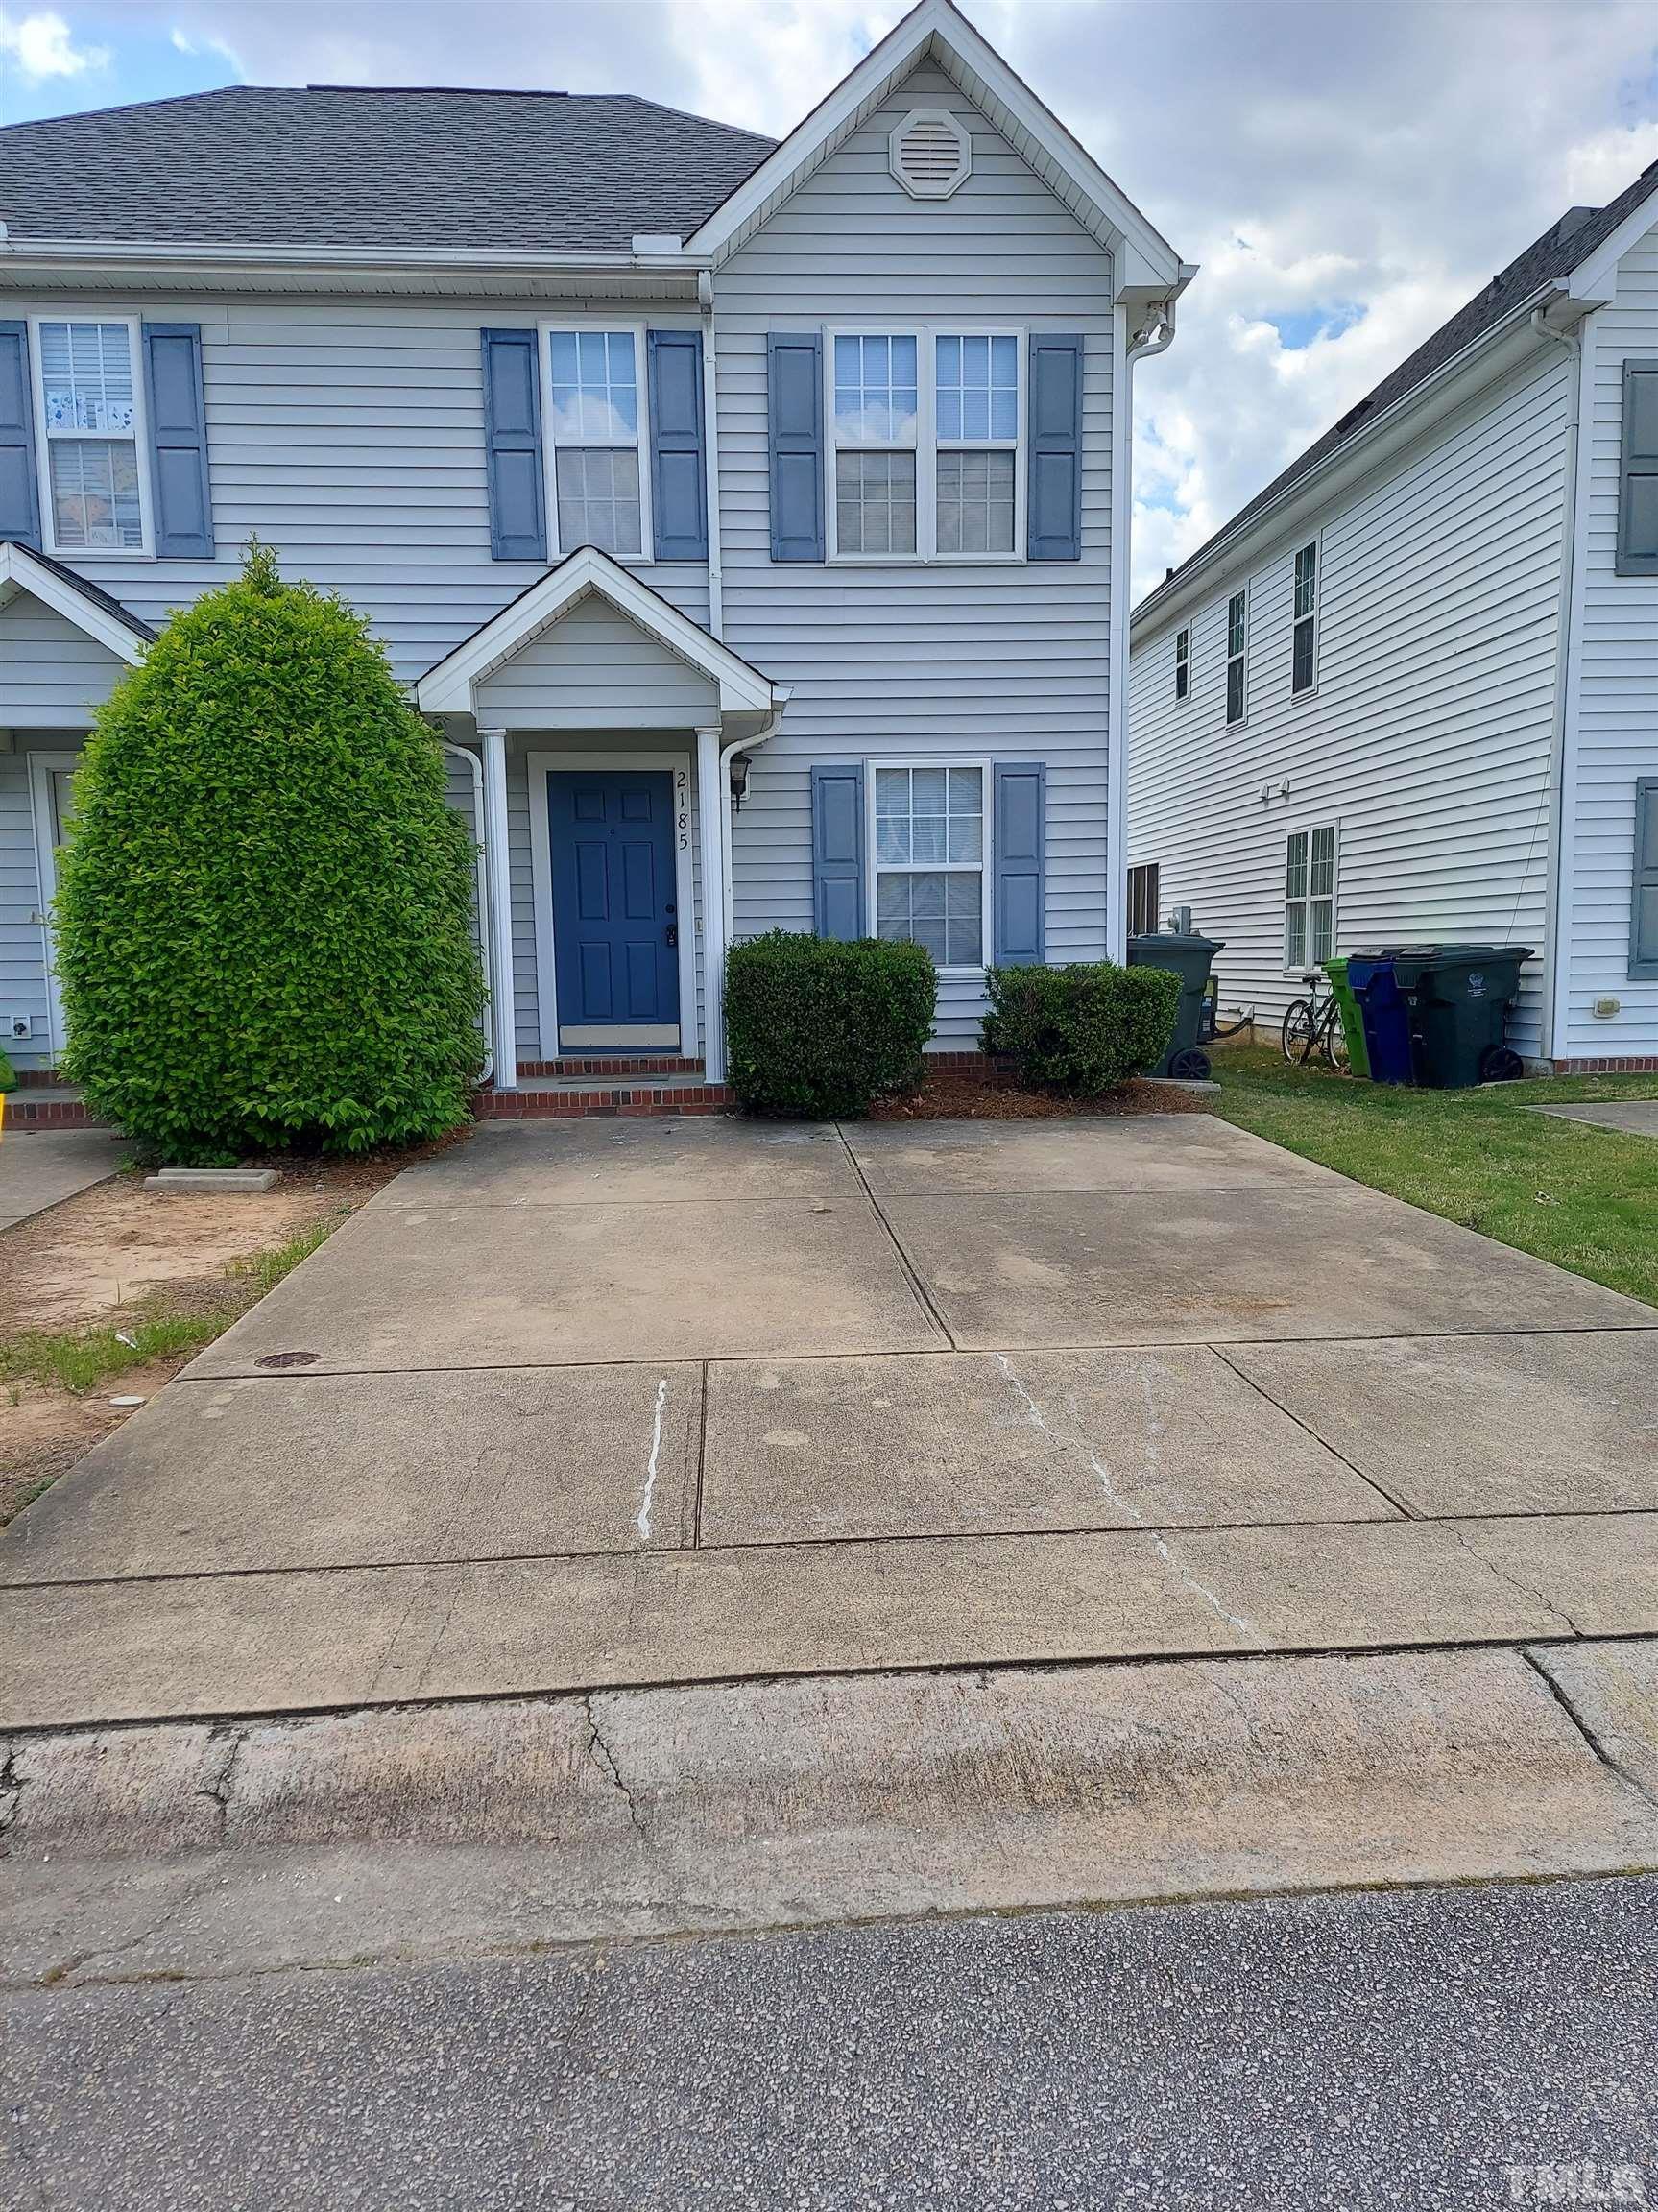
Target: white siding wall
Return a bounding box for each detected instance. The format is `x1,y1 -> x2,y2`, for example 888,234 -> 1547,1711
474,594 -> 718,727
716,60 -> 1115,1046
0,597 -> 127,725
1566,215 -> 1658,1059
1128,348 -> 1571,1057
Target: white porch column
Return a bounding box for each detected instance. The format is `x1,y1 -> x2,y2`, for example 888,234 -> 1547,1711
695,724 -> 729,1082
478,724 -> 518,1092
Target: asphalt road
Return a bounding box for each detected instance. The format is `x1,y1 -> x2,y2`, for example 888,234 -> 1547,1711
5,1875 -> 1656,2212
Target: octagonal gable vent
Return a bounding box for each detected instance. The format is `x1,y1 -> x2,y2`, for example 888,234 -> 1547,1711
889,108 -> 971,200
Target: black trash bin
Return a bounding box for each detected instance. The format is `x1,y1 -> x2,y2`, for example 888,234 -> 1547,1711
1128,931 -> 1225,1079
1387,944 -> 1535,1088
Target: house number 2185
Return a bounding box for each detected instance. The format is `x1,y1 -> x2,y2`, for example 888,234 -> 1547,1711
676,768 -> 689,850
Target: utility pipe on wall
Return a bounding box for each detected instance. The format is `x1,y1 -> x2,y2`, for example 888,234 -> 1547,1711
1531,300 -> 1590,1065
440,739 -> 493,1086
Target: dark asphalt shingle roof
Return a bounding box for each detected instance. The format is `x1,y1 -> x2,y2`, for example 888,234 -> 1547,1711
9,544 -> 156,640
0,85 -> 777,252
1137,157 -> 1658,621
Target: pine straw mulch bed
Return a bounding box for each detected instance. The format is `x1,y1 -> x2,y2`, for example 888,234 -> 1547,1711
867,1067 -> 1209,1120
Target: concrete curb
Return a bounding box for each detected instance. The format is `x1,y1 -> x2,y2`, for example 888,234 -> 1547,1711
5,1642 -> 1658,1988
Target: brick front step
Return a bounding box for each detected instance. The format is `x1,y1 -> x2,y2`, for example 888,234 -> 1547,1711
475,1079 -> 732,1120
516,1054 -> 706,1078
6,1091 -> 107,1131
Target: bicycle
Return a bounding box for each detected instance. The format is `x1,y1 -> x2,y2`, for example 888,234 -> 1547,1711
1280,968 -> 1350,1070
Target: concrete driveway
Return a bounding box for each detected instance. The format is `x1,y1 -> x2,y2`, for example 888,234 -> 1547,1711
4,1111 -> 1658,1729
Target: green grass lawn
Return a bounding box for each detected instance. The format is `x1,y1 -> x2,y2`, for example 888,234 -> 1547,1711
1208,1045 -> 1658,1309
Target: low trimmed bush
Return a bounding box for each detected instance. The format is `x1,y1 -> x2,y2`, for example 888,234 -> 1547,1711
55,543 -> 486,1163
726,931 -> 937,1118
982,961 -> 1181,1095
0,1048 -> 14,1094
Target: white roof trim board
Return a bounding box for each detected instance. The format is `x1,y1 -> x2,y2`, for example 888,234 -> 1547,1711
683,0 -> 1184,288
0,541 -> 149,664
415,543 -> 781,717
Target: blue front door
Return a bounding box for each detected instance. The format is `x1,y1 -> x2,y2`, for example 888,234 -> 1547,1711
548,771 -> 680,1035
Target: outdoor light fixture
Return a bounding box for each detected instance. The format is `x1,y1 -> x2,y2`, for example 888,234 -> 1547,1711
729,752 -> 753,810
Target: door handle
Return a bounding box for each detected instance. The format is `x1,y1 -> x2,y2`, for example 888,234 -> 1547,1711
665,924 -> 678,948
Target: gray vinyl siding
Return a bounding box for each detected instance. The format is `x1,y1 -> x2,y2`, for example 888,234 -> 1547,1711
473,593 -> 718,727
1566,214 -> 1658,1056
715,60 -> 1115,1046
1129,348 -> 1571,1059
0,596 -> 126,725
0,733 -> 82,1068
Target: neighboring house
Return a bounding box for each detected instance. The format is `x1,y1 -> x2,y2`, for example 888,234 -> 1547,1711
0,0 -> 1189,1097
1128,161 -> 1658,1071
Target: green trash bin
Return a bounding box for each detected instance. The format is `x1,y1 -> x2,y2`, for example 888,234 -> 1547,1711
1387,944 -> 1534,1088
1323,958 -> 1370,1079
1128,931 -> 1225,1079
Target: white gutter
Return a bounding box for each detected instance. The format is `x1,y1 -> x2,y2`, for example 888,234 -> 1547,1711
1533,301 -> 1596,1063
1107,290 -> 1180,960
0,233 -> 704,275
440,739 -> 493,1086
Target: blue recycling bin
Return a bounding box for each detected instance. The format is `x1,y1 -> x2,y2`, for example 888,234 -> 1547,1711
1345,952 -> 1415,1085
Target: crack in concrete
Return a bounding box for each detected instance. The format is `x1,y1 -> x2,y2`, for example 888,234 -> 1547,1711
994,1353 -> 1258,1641
1443,1526 -> 1582,1637
583,1695 -> 646,1837
1523,1648 -> 1658,1813
195,1725 -> 245,1843
0,1739 -> 27,1846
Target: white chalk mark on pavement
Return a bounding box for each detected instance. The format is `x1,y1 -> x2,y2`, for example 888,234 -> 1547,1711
638,1378 -> 668,1542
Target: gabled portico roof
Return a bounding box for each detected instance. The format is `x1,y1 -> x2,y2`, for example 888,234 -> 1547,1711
0,540 -> 154,662
415,543 -> 781,721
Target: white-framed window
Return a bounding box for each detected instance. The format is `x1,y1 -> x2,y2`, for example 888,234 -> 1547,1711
541,323 -> 651,561
1128,860 -> 1161,937
1291,540 -> 1319,696
1174,625 -> 1190,703
870,760 -> 992,971
827,328 -> 1025,563
31,316 -> 151,555
1285,823 -> 1337,971
1225,589 -> 1247,725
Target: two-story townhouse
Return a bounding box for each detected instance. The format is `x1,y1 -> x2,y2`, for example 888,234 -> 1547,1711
0,0 -> 1189,1109
1127,159 -> 1658,1072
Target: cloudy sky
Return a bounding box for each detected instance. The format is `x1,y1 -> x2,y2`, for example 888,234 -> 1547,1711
3,0 -> 1656,598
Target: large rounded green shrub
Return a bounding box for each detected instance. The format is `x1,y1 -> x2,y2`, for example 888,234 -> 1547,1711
55,545 -> 486,1162
725,930 -> 937,1118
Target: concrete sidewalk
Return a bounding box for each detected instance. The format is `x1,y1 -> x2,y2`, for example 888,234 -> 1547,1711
0,1128 -> 128,1231
3,1110 -> 1657,1729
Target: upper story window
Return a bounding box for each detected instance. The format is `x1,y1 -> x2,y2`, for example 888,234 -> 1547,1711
35,318 -> 148,554
828,328 -> 1025,562
1225,589 -> 1247,725
1174,625 -> 1190,702
1291,541 -> 1319,695
545,325 -> 649,560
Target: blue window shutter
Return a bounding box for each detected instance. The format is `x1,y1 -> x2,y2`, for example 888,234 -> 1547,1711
0,320 -> 40,550
142,323 -> 213,557
768,331 -> 824,562
1632,779 -> 1658,979
811,762 -> 865,939
994,762 -> 1046,965
647,329 -> 708,561
1027,334 -> 1082,561
481,328 -> 546,562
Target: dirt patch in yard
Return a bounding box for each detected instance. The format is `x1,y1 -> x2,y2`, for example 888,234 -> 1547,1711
870,1070 -> 1210,1121
0,1145 -> 430,1525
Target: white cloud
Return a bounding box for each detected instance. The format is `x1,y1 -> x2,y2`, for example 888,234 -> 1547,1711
61,1 -> 1658,594
0,7 -> 108,78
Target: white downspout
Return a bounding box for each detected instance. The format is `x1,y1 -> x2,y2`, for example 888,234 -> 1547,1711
1532,301 -> 1591,1067
478,724 -> 517,1092
699,269 -> 723,641
440,738 -> 492,1085
1108,292 -> 1179,962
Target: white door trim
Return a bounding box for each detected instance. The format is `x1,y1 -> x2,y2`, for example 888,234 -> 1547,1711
27,747 -> 82,1063
526,748 -> 697,1059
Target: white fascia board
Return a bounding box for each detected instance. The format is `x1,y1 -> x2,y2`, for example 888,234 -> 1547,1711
0,542 -> 147,664
683,0 -> 1184,286
415,546 -> 778,718
1129,296 -> 1556,644
1563,175 -> 1658,301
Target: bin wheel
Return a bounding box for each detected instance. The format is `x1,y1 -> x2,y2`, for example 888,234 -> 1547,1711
1479,1046 -> 1524,1084
1168,1047 -> 1212,1082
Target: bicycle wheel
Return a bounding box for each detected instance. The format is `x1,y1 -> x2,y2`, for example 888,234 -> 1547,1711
1322,1006 -> 1350,1070
1281,999 -> 1314,1062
